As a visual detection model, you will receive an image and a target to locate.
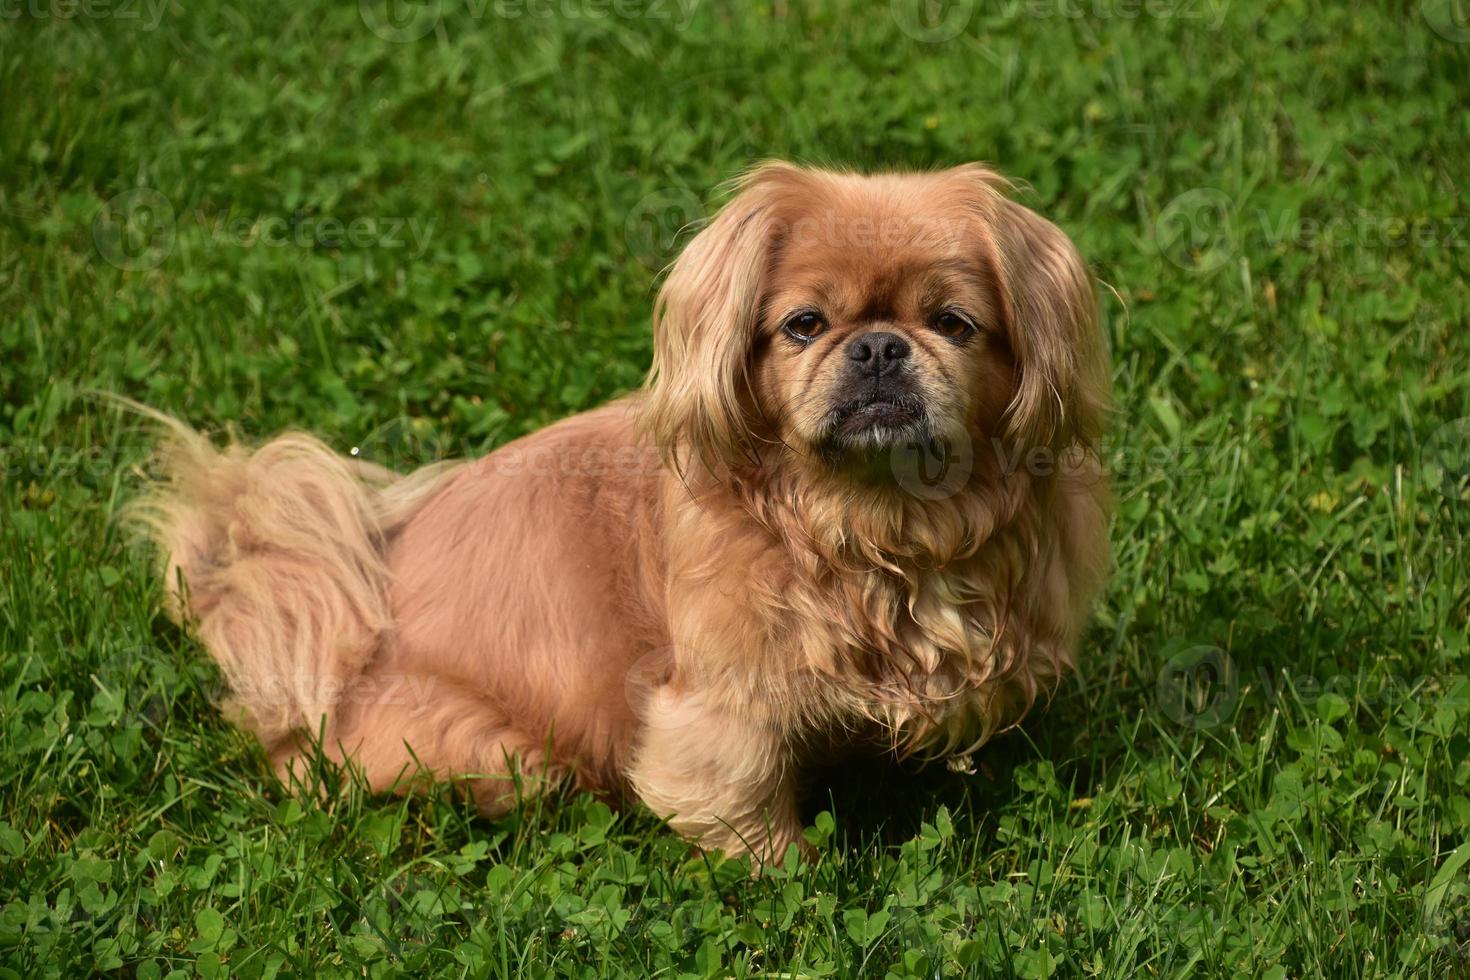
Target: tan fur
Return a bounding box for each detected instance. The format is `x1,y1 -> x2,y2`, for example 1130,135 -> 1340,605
127,163 -> 1110,864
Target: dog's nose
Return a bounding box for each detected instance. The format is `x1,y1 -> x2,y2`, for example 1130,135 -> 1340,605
847,331 -> 910,375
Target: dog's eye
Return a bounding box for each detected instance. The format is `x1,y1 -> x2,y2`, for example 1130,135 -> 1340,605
782,311 -> 827,342
931,310 -> 976,340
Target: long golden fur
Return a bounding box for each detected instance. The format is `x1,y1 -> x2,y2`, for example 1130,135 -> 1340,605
130,162 -> 1111,862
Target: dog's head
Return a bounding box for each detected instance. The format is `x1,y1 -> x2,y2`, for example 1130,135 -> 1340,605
641,163 -> 1107,487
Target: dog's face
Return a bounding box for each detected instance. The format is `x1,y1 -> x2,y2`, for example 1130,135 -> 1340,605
752,200 -> 1018,466
642,163 -> 1106,486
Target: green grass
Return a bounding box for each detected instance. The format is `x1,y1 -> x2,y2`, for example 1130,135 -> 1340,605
2,1 -> 1469,976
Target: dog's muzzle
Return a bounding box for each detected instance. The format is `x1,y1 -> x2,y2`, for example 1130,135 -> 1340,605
823,331 -> 930,449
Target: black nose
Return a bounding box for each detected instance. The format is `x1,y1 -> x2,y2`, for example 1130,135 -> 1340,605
847,331 -> 910,375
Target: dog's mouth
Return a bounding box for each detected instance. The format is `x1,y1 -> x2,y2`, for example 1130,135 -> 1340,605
835,398 -> 924,434
820,393 -> 931,456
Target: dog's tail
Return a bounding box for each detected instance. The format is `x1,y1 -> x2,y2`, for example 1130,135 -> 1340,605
113,398 -> 458,750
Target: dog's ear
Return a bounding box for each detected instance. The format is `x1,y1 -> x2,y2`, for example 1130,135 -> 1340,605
956,166 -> 1109,452
640,163 -> 798,472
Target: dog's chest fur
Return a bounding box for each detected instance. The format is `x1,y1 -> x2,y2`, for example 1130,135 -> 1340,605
665,477 -> 1056,756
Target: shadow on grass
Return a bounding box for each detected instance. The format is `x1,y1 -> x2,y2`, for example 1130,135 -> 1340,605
801,713 -> 1096,858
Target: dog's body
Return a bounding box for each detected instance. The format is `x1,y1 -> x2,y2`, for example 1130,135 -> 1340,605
139,163 -> 1110,861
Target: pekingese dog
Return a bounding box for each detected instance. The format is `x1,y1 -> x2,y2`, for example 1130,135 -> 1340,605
134,162 -> 1110,862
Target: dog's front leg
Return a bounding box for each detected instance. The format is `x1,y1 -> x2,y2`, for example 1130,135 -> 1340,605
628,682 -> 809,865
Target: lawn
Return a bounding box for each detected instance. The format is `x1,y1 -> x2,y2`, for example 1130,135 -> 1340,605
2,0 -> 1469,976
